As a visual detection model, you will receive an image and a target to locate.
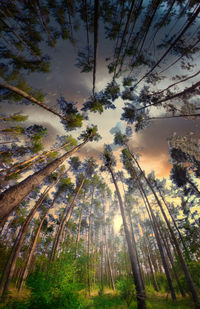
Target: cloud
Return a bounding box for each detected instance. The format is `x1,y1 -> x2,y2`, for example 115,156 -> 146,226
131,118 -> 200,177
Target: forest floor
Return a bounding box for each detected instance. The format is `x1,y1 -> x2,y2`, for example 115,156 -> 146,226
0,287 -> 195,309
83,288 -> 195,309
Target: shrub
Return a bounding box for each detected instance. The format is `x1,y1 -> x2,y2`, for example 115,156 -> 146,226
116,277 -> 135,307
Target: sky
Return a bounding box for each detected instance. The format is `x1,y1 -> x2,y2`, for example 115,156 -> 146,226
1,1 -> 200,182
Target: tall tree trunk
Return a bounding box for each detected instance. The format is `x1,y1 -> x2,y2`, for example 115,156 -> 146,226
148,0 -> 176,49
133,4 -> 200,88
157,224 -> 186,297
87,210 -> 91,295
139,222 -> 159,292
50,177 -> 85,261
147,252 -> 159,292
92,0 -> 100,96
127,208 -> 145,290
18,207 -> 52,291
0,81 -> 66,120
100,235 -> 104,292
103,208 -> 115,290
83,0 -> 90,63
107,165 -> 146,309
0,139 -> 88,223
1,186 -> 61,297
74,206 -> 83,258
132,152 -> 200,308
2,141 -> 71,178
113,0 -> 136,79
138,80 -> 200,112
156,186 -> 188,253
0,12 -> 40,61
137,183 -> 176,300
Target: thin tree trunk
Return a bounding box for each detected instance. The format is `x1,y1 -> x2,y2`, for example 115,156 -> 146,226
100,236 -> 104,292
74,206 -> 83,258
1,184 -> 61,297
92,0 -> 100,96
138,184 -> 176,300
132,152 -> 200,308
156,186 -> 188,253
50,177 -> 85,261
2,141 -> 71,178
152,70 -> 200,97
108,165 -> 146,309
133,4 -> 200,88
87,210 -> 91,295
103,209 -> 115,290
113,0 -> 136,79
187,178 -> 200,196
138,80 -> 200,112
147,113 -> 200,121
128,208 -> 145,290
18,208 -> 52,291
0,81 -> 66,120
0,13 -> 40,61
158,224 -> 186,297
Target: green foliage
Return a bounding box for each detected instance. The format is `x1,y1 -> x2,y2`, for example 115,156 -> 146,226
1,126 -> 24,134
86,293 -> 126,308
79,125 -> 101,142
178,260 -> 200,293
3,255 -> 84,309
1,114 -> 28,122
116,277 -> 135,306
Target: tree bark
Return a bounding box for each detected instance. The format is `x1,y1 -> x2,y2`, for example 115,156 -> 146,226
138,184 -> 176,300
103,207 -> 115,290
50,177 -> 85,261
132,153 -> 200,308
18,209 -> 50,291
92,0 -> 100,96
127,208 -> 145,290
1,183 -> 61,297
2,141 -> 71,178
0,81 -> 66,120
0,139 -> 88,223
107,165 -> 146,309
74,206 -> 83,258
133,4 -> 200,88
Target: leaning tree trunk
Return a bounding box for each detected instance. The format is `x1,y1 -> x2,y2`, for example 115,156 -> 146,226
133,5 -> 200,88
157,223 -> 186,298
107,165 -> 146,309
74,206 -> 83,258
2,140 -> 71,179
127,208 -> 145,291
132,153 -> 200,309
156,186 -> 188,254
1,183 -> 62,297
92,0 -> 100,96
0,81 -> 66,120
18,207 -> 51,291
0,139 -> 88,223
103,206 -> 115,290
137,183 -> 176,300
50,177 -> 85,262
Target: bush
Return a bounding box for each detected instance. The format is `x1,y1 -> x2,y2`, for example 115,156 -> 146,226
116,277 -> 135,306
25,256 -> 83,308
2,254 -> 85,309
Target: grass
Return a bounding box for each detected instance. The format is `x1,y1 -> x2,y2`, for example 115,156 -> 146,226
0,286 -> 196,309
83,289 -> 195,309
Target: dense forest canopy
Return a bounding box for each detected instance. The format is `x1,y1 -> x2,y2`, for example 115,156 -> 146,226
0,0 -> 200,308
